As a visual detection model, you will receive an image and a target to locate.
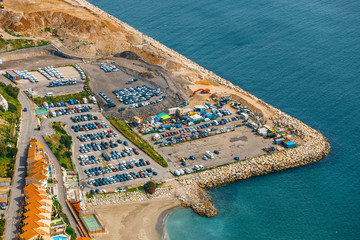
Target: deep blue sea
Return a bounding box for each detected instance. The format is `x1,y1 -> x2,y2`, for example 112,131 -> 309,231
89,0 -> 360,239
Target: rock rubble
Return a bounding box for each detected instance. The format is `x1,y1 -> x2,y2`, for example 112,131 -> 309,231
176,110 -> 330,217
73,0 -> 330,218
87,187 -> 174,206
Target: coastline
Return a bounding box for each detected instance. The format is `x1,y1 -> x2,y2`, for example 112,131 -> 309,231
68,0 -> 329,221
156,206 -> 180,240
1,0 -> 331,239
92,198 -> 180,240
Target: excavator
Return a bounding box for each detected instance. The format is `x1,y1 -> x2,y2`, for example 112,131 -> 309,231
191,88 -> 210,97
0,0 -> 4,9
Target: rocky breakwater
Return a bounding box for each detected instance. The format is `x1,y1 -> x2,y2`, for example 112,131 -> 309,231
177,110 -> 330,217
66,0 -> 329,218
175,180 -> 217,217
86,187 -> 175,206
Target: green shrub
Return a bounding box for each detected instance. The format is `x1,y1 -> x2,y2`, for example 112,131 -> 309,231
4,84 -> 19,98
0,143 -> 6,157
32,92 -> 89,106
144,181 -> 156,194
0,218 -> 6,239
7,103 -> 17,113
65,226 -> 77,240
6,147 -> 17,158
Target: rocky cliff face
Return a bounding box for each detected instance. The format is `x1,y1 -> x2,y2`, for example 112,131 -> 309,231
0,0 -> 186,70
0,8 -> 127,56
0,94 -> 8,111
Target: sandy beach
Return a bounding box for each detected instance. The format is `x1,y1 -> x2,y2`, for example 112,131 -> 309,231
92,199 -> 180,240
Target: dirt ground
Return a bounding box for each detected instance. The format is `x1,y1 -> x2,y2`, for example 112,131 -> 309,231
84,57 -> 189,120
93,199 -> 179,240
0,45 -> 81,71
142,122 -> 274,171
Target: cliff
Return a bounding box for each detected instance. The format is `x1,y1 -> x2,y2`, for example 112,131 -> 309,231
0,94 -> 8,111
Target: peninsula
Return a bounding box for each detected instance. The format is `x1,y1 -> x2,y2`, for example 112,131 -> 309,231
0,0 -> 330,239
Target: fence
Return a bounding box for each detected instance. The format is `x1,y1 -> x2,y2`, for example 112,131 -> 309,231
79,209 -> 105,234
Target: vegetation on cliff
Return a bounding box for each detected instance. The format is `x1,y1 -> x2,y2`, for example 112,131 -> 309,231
0,82 -> 21,178
0,37 -> 49,53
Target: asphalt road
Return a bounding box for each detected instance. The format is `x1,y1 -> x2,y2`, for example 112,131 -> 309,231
0,76 -> 80,239
36,137 -> 81,237
1,76 -> 35,240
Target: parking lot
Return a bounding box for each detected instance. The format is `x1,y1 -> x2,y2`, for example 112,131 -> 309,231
18,66 -> 86,97
143,120 -> 274,173
83,58 -> 188,119
45,106 -> 172,192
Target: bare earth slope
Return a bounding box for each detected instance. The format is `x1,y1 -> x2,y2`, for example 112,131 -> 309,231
0,0 -> 330,221
0,0 -> 275,121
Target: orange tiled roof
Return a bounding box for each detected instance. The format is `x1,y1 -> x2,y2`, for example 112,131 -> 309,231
20,183 -> 51,240
72,202 -> 82,213
26,138 -> 48,184
21,140 -> 52,240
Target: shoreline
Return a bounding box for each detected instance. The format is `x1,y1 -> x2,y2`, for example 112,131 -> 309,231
156,206 -> 181,240
71,0 -> 330,220
1,0 -> 331,238
91,198 -> 180,240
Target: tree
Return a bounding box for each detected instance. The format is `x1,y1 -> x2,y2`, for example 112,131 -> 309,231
64,136 -> 72,149
4,84 -> 19,98
59,135 -> 66,145
65,151 -> 72,158
10,147 -> 18,158
6,147 -> 17,158
0,142 -> 6,156
7,102 -> 17,113
144,181 -> 156,194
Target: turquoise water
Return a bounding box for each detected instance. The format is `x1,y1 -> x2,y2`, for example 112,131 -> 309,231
51,236 -> 69,240
89,0 -> 360,239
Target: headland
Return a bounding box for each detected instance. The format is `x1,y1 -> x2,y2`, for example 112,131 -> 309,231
0,0 -> 330,239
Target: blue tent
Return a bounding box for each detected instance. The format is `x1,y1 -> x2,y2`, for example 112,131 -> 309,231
284,141 -> 296,148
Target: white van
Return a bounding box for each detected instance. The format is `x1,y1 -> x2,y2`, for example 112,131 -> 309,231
45,92 -> 54,97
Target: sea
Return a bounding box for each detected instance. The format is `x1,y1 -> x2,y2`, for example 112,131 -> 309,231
88,0 -> 360,239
